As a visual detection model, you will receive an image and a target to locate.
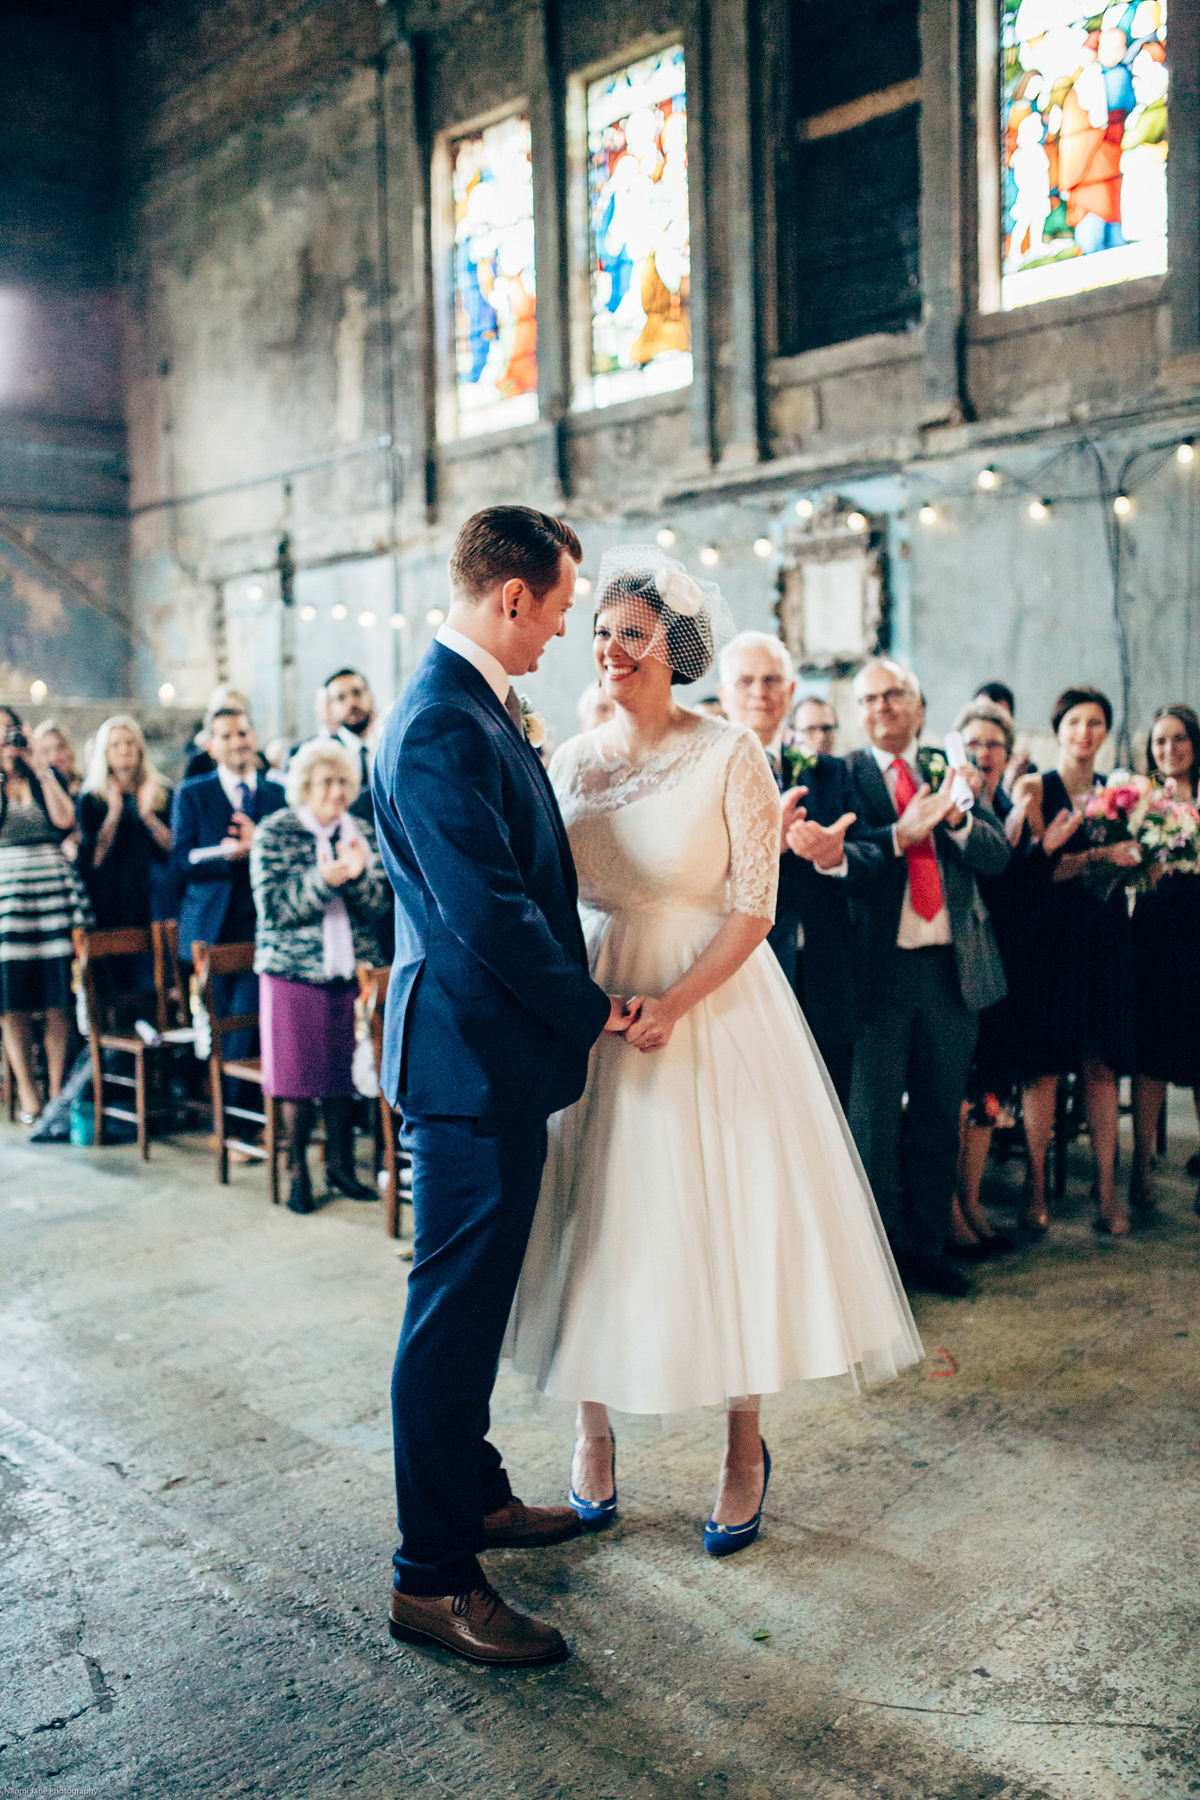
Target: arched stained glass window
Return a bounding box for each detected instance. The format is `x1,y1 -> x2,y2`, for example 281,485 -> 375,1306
1000,0 -> 1167,309
450,114 -> 539,436
577,44 -> 692,411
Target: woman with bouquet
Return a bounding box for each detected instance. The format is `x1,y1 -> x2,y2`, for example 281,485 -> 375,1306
1012,687 -> 1141,1236
1130,705 -> 1200,1214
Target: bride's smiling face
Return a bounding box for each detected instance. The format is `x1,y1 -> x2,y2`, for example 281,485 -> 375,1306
593,597 -> 674,703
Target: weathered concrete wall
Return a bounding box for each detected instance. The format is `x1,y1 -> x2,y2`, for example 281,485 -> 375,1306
111,0 -> 1200,749
0,3 -> 130,708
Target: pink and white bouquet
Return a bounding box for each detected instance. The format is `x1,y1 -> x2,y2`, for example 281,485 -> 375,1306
1081,774 -> 1200,903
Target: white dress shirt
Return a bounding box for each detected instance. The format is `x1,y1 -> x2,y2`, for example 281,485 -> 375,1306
216,764 -> 257,809
870,741 -> 972,949
330,722 -> 375,783
436,623 -> 512,707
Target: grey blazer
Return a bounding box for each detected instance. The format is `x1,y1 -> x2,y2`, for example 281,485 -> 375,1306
841,748 -> 1010,1017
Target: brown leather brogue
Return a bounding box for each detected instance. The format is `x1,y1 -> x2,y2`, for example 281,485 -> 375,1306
388,1583 -> 569,1667
482,1496 -> 583,1549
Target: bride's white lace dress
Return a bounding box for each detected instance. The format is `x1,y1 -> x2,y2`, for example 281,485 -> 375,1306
507,712 -> 922,1413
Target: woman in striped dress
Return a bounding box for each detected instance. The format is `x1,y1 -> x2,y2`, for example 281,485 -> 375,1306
0,707 -> 87,1122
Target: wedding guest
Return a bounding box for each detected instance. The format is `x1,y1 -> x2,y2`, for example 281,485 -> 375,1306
169,706 -> 286,1124
184,686 -> 270,781
976,681 -> 1037,791
31,721 -> 83,796
1129,704 -> 1200,1215
793,695 -> 838,755
717,632 -> 882,1107
576,683 -> 615,732
842,662 -> 1010,1296
0,706 -> 86,1122
313,669 -> 381,824
251,739 -> 392,1213
946,698 -> 1027,1259
1012,686 -> 1140,1236
77,715 -> 173,936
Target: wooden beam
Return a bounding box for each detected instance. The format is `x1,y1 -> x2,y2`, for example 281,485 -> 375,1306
798,77 -> 921,143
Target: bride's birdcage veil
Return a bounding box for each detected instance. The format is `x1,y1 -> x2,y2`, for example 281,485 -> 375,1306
593,544 -> 735,686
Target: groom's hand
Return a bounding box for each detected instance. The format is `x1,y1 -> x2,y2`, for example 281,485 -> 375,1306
603,995 -> 639,1033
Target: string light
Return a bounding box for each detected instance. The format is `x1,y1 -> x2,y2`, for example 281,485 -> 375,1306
655,527 -> 676,547
1027,499 -> 1051,521
247,584 -> 264,600
157,682 -> 176,701
918,504 -> 938,526
794,498 -> 814,519
1178,441 -> 1195,464
426,607 -> 445,625
299,604 -> 317,621
357,610 -> 377,628
576,576 -> 593,595
976,467 -> 999,490
846,512 -> 867,533
699,546 -> 720,566
753,537 -> 772,557
1113,494 -> 1132,517
331,603 -> 348,620
29,680 -> 46,701
390,613 -> 408,630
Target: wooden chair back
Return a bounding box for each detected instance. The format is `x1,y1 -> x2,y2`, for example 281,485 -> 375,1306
191,939 -> 276,1196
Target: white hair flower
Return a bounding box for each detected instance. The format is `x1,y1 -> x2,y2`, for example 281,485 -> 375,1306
656,567 -> 703,618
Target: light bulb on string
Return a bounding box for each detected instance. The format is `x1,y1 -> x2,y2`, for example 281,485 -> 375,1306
299,604 -> 317,621
390,613 -> 407,630
655,527 -> 676,548
158,682 -> 176,702
358,611 -> 377,628
426,607 -> 445,625
794,498 -> 814,519
918,504 -> 938,526
699,546 -> 720,567
1027,499 -> 1051,521
576,576 -> 593,595
29,680 -> 47,701
1178,441 -> 1195,465
846,512 -> 867,533
976,467 -> 999,490
1113,494 -> 1133,517
753,537 -> 772,557
331,603 -> 348,620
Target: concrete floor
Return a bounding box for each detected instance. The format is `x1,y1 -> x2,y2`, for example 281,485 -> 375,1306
1,1103 -> 1197,1800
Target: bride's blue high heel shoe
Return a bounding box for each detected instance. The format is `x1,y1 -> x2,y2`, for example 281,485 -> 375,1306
703,1441 -> 770,1558
568,1432 -> 618,1530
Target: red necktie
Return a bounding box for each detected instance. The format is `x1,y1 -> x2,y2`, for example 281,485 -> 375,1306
890,756 -> 944,921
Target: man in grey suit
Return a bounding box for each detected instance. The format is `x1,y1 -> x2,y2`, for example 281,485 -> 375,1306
843,661 -> 1010,1297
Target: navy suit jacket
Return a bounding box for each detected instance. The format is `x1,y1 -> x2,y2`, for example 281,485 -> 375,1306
769,752 -> 886,1045
168,771 -> 286,960
372,640 -> 612,1122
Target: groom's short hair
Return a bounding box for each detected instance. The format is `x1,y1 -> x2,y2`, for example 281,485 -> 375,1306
450,507 -> 582,603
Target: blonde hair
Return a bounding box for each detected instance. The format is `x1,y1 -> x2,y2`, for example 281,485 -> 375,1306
285,737 -> 361,808
82,714 -> 170,809
31,719 -> 82,786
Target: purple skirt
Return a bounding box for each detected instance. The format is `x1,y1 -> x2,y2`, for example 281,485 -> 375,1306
259,973 -> 357,1099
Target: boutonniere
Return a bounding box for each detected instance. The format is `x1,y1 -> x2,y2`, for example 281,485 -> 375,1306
518,695 -> 547,751
780,735 -> 818,788
916,746 -> 949,793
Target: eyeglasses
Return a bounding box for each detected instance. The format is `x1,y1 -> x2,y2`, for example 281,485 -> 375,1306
799,723 -> 836,739
857,687 -> 912,708
733,674 -> 787,692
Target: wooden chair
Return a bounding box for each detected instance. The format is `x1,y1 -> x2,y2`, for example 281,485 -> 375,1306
152,919 -> 191,1034
358,965 -> 411,1238
192,939 -> 279,1200
73,926 -> 176,1158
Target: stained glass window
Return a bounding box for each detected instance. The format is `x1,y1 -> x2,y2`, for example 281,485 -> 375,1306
1000,0 -> 1167,310
450,115 -> 538,436
579,45 -> 691,411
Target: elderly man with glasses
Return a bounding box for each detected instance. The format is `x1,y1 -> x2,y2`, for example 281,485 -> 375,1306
717,632 -> 883,1107
841,660 -> 1010,1297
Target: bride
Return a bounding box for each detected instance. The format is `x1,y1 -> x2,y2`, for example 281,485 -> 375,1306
507,546 -> 922,1554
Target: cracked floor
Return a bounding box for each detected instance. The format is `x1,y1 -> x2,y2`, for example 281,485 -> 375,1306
1,1102 -> 1198,1800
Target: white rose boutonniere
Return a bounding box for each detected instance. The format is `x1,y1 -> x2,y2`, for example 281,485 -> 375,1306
518,695 -> 547,751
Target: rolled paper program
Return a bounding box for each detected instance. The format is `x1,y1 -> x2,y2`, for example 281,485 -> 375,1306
943,730 -> 976,815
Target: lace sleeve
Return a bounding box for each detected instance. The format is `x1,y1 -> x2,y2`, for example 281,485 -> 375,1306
723,727 -> 781,921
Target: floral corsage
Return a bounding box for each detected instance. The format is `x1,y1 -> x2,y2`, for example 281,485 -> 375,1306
916,746 -> 949,793
518,695 -> 547,752
780,734 -> 818,788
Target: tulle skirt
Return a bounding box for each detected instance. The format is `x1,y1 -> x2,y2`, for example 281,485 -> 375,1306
506,905 -> 923,1415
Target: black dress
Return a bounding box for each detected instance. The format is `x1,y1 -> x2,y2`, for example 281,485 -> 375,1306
964,784 -> 1030,1123
77,790 -> 172,931
1020,769 -> 1136,1078
1133,863 -> 1200,1087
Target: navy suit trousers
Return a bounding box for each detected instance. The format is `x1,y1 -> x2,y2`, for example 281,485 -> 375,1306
391,1112 -> 548,1597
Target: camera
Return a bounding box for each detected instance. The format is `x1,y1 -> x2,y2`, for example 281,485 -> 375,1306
3,727 -> 27,750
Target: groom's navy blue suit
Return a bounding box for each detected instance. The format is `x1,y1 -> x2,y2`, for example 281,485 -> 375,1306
372,639 -> 611,1596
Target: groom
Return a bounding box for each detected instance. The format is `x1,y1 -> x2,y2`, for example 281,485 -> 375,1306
372,506 -> 626,1667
